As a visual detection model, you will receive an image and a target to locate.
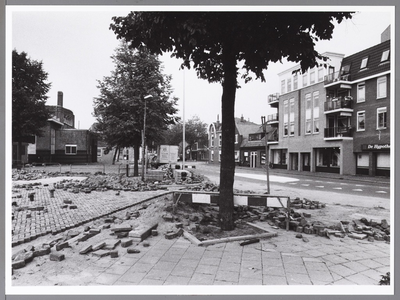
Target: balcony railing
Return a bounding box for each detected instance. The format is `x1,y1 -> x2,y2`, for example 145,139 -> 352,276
324,126 -> 353,138
324,97 -> 353,112
267,113 -> 279,122
324,71 -> 351,85
268,93 -> 280,104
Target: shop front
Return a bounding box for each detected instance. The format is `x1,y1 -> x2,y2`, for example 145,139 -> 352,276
358,144 -> 390,177
271,149 -> 287,169
315,147 -> 341,174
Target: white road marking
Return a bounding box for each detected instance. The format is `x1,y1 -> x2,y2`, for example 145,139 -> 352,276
356,184 -> 365,187
289,183 -> 298,185
316,186 -> 325,188
333,187 -> 342,190
301,184 -> 310,186
235,173 -> 299,183
340,183 -> 348,185
352,189 -> 363,192
376,191 -> 387,194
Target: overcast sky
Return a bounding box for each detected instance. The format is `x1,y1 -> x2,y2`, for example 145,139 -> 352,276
9,6 -> 393,130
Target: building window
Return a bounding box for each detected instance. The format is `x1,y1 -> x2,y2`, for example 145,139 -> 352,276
235,134 -> 239,144
357,82 -> 365,103
65,145 -> 77,155
377,76 -> 387,99
283,100 -> 289,137
381,50 -> 390,62
97,148 -> 102,157
302,73 -> 308,87
310,70 -> 315,84
287,78 -> 292,92
219,150 -> 221,162
289,98 -> 295,136
357,111 -> 366,131
341,64 -> 350,75
211,134 -> 214,147
377,107 -> 387,130
313,91 -> 319,134
234,150 -> 240,162
219,134 -> 222,147
305,93 -> 312,134
360,57 -> 368,69
281,80 -> 285,94
293,74 -> 298,90
211,150 -> 214,162
318,67 -> 324,82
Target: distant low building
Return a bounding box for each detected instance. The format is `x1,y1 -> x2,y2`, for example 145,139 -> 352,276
27,91 -> 97,164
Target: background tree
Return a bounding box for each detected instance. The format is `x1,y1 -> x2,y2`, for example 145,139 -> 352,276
161,115 -> 208,160
12,49 -> 51,165
93,41 -> 179,174
111,12 -> 353,230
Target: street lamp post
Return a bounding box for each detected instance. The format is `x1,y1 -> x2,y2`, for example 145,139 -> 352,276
261,116 -> 270,194
142,94 -> 153,181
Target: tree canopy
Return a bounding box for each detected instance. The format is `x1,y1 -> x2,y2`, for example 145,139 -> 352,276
93,42 -> 179,170
12,49 -> 51,140
111,11 -> 353,230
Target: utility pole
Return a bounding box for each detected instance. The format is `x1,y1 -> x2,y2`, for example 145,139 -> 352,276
141,94 -> 153,181
261,116 -> 270,194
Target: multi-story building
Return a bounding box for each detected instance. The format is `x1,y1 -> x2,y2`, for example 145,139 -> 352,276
268,26 -> 391,177
325,28 -> 391,176
268,52 -> 348,173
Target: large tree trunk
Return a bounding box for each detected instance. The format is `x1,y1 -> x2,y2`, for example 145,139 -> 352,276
133,143 -> 140,176
219,50 -> 237,231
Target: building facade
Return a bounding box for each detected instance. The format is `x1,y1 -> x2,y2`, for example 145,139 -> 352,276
268,27 -> 391,177
28,91 -> 98,164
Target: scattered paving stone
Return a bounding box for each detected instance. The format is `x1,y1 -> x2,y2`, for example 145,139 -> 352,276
92,250 -> 109,258
79,245 -> 92,255
121,239 -> 133,248
92,242 -> 106,251
142,242 -> 150,247
295,233 -> 303,239
127,248 -> 140,254
50,253 -> 65,261
110,250 -> 118,258
12,260 -> 26,269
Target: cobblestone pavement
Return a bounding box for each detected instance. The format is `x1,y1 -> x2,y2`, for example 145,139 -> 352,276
9,172 -> 391,290
11,179 -> 170,247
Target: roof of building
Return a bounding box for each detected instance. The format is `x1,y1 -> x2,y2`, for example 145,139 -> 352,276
341,39 -> 390,81
235,117 -> 260,137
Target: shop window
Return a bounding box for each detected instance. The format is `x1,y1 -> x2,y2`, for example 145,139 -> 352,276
65,145 -> 77,155
357,111 -> 365,131
377,76 -> 387,99
357,153 -> 369,168
377,107 -> 387,130
357,82 -> 365,103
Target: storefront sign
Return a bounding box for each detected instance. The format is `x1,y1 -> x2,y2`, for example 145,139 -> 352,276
361,144 -> 390,151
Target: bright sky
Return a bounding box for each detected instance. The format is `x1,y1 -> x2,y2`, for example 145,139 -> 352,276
9,6 -> 393,130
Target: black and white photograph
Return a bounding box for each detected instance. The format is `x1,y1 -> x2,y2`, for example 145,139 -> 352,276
5,3 -> 395,297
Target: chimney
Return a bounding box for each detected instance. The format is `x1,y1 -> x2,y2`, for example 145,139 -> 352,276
57,91 -> 63,107
381,25 -> 391,43
241,114 -> 244,122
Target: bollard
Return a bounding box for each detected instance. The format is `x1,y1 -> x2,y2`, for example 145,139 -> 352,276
49,189 -> 55,198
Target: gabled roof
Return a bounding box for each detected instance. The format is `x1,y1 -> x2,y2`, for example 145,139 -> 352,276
235,117 -> 260,137
341,39 -> 390,81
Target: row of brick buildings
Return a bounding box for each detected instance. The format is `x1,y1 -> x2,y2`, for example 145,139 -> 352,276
208,26 -> 391,177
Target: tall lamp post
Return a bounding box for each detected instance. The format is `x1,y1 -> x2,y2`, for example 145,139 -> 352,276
261,116 -> 270,194
141,94 -> 153,181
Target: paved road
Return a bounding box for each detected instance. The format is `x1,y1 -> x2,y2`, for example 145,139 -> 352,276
192,162 -> 390,199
